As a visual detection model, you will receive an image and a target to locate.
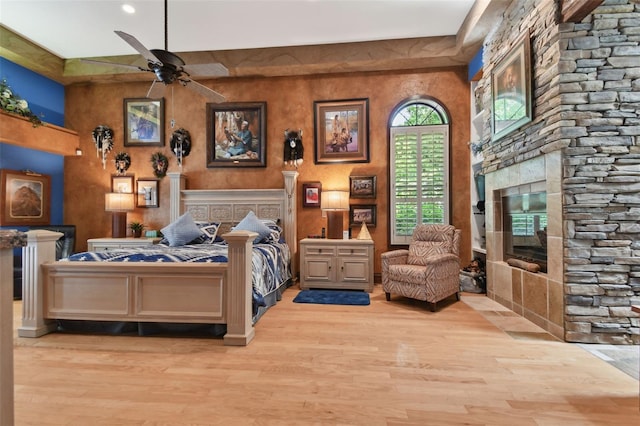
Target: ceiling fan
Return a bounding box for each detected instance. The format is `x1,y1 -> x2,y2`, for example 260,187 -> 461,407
83,0 -> 227,103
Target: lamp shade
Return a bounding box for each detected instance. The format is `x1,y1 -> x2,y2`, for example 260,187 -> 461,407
105,192 -> 135,212
320,190 -> 349,211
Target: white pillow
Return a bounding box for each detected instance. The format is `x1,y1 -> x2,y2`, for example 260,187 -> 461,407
160,212 -> 203,247
233,211 -> 272,243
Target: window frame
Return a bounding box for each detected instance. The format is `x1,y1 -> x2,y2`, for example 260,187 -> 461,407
388,98 -> 451,246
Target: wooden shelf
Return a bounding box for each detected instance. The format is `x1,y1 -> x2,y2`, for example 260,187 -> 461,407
0,111 -> 79,156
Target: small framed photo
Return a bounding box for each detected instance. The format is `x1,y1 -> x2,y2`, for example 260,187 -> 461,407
0,169 -> 50,226
111,174 -> 134,193
206,102 -> 267,168
349,204 -> 376,227
302,182 -> 322,208
314,98 -> 369,164
124,98 -> 165,146
136,178 -> 159,208
349,175 -> 376,199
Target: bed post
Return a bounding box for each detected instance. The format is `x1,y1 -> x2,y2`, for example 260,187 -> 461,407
282,170 -> 298,279
168,172 -> 186,222
18,230 -> 60,338
222,230 -> 257,346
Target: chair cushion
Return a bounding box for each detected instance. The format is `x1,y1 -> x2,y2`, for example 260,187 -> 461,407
388,264 -> 427,284
407,242 -> 449,266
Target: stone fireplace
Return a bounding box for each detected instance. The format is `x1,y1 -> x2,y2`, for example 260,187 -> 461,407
485,151 -> 564,339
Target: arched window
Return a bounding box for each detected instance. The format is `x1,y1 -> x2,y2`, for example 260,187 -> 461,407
389,98 -> 451,245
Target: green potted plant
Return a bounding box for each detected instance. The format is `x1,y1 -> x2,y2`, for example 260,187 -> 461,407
128,221 -> 145,238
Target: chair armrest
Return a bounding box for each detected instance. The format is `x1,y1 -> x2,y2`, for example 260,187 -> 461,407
381,249 -> 409,271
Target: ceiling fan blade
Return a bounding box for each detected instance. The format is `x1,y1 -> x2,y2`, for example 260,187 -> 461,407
80,58 -> 147,72
185,80 -> 226,103
115,30 -> 162,65
183,63 -> 229,78
146,80 -> 165,99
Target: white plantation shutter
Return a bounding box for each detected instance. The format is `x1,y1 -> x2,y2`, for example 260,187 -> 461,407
390,125 -> 449,245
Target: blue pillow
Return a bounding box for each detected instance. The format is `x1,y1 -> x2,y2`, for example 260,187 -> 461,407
233,211 -> 272,243
160,212 -> 203,247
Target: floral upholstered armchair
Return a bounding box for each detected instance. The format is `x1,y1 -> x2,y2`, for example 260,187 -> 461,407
381,224 -> 461,311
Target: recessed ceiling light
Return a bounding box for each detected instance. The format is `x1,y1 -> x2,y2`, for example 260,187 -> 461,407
122,4 -> 135,14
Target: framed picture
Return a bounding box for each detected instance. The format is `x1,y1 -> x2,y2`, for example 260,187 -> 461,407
349,204 -> 376,227
136,178 -> 159,208
206,102 -> 267,168
349,175 -> 376,199
491,30 -> 532,141
124,98 -> 165,146
111,174 -> 134,193
314,98 -> 369,164
0,169 -> 50,226
302,182 -> 322,208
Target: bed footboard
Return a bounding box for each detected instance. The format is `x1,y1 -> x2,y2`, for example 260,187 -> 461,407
19,230 -> 257,346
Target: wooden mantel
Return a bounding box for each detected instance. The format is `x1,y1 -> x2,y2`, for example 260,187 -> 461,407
0,111 -> 79,156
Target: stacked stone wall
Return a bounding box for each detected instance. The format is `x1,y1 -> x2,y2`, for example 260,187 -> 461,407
480,0 -> 640,344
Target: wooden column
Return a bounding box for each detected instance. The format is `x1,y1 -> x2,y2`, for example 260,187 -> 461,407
0,230 -> 27,426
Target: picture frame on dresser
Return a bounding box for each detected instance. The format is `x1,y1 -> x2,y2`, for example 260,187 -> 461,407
0,169 -> 50,226
124,98 -> 164,146
349,204 -> 376,227
491,30 -> 532,141
136,178 -> 159,208
206,102 -> 267,168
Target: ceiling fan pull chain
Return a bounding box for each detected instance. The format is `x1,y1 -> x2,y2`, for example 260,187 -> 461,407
170,85 -> 176,128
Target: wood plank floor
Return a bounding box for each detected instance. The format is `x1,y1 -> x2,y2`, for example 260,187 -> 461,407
12,284 -> 640,425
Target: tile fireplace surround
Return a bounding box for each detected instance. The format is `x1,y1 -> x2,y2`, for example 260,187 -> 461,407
485,151 -> 564,339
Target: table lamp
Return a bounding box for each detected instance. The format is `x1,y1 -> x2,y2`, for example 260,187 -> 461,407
321,190 -> 349,239
105,192 -> 135,238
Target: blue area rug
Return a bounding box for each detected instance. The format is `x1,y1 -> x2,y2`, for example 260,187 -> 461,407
293,289 -> 370,306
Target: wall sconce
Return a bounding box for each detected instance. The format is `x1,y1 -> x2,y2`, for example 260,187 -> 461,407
105,192 -> 135,238
321,190 -> 349,239
75,147 -> 83,156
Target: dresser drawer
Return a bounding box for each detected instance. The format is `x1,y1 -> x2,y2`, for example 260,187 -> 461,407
303,245 -> 337,256
337,246 -> 370,257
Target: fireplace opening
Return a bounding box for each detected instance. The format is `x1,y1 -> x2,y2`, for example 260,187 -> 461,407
502,191 -> 547,272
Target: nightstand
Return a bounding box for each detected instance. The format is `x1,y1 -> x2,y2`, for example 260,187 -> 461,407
87,237 -> 162,252
299,238 -> 374,292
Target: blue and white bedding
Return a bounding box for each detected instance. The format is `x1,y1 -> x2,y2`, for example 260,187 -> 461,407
67,240 -> 292,313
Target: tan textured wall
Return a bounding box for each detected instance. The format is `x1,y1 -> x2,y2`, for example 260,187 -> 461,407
64,68 -> 471,273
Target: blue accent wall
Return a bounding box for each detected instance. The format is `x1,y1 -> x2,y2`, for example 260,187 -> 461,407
0,58 -> 66,228
0,58 -> 64,126
468,47 -> 483,81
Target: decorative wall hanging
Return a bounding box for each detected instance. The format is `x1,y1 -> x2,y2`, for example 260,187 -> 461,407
170,128 -> 191,168
124,98 -> 165,146
111,174 -> 134,193
349,175 -> 377,199
0,169 -> 50,226
92,125 -> 114,169
491,30 -> 532,141
302,182 -> 322,208
206,102 -> 267,168
136,177 -> 160,208
283,128 -> 304,168
114,152 -> 131,175
151,152 -> 169,178
314,98 -> 369,164
349,204 -> 376,227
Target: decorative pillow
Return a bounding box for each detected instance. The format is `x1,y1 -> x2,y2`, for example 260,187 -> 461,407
160,212 -> 203,247
191,222 -> 220,244
261,221 -> 284,243
233,211 -> 273,243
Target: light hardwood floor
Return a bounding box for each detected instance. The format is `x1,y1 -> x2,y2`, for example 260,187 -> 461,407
13,284 -> 640,425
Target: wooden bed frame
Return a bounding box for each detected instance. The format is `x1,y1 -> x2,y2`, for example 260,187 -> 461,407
18,171 -> 298,346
